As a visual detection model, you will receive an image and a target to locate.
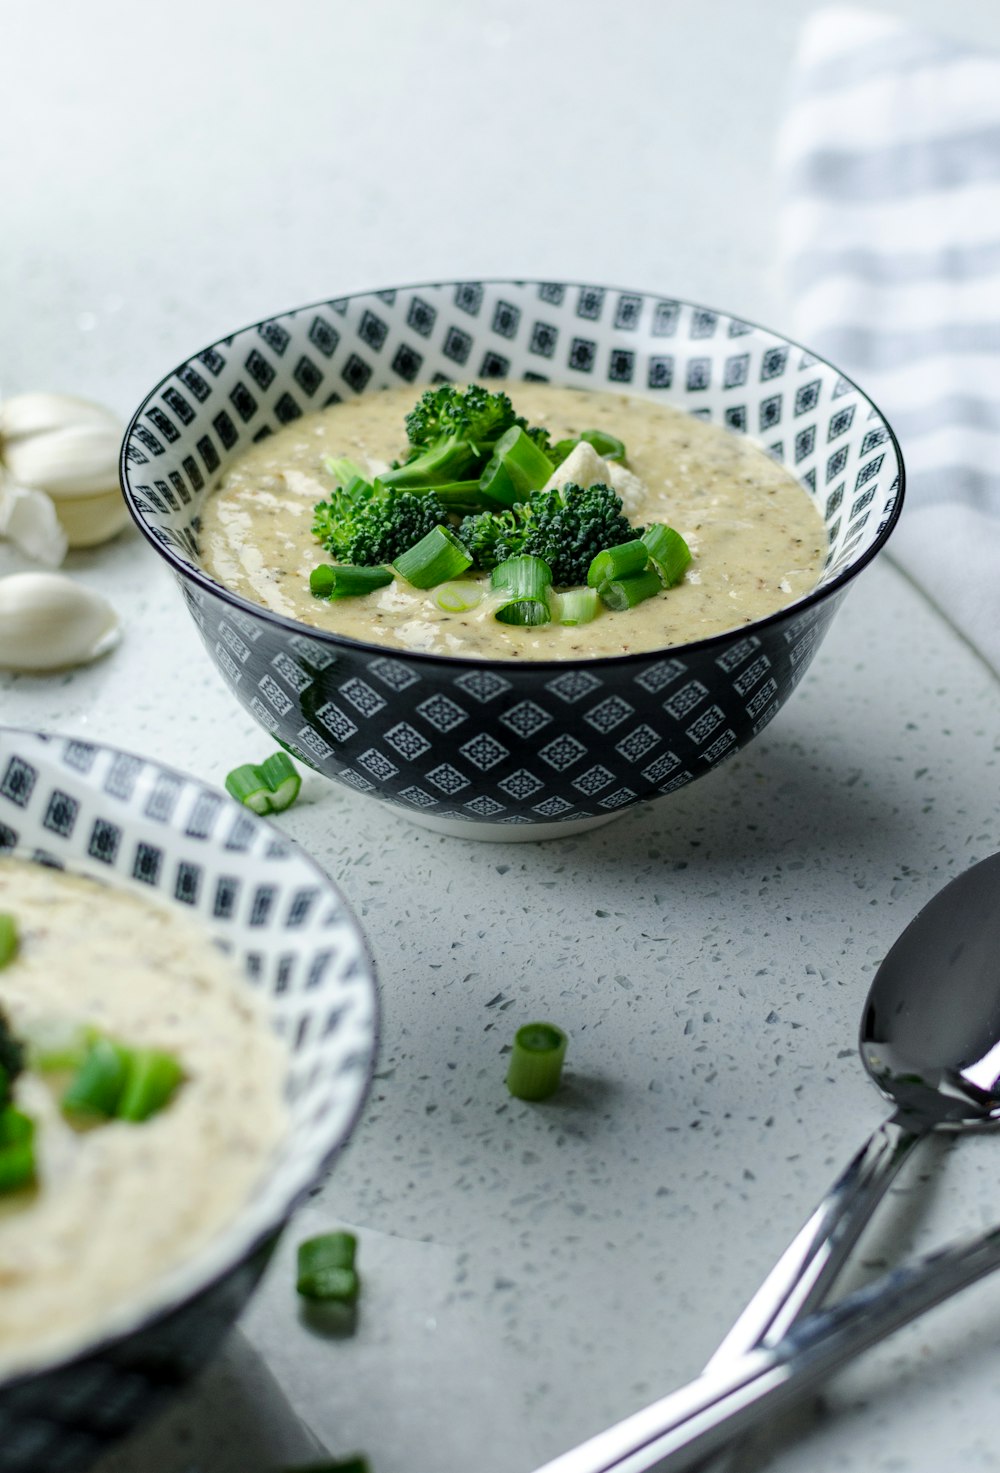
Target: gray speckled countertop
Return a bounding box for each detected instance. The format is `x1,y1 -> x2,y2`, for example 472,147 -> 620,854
3,3 -> 1000,1471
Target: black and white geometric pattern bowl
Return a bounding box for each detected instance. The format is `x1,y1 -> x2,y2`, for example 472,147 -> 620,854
0,728 -> 378,1473
121,280 -> 905,839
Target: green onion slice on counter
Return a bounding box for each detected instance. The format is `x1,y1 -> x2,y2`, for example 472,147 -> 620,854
0,913 -> 19,969
598,568 -> 664,612
310,564 -> 394,599
586,538 -> 649,588
225,751 -> 302,815
642,523 -> 692,588
394,525 -> 472,588
506,1022 -> 568,1101
296,1230 -> 360,1304
491,554 -> 553,627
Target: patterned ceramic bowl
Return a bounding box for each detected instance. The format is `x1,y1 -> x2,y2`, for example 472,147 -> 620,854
120,280 -> 904,839
0,728 -> 377,1473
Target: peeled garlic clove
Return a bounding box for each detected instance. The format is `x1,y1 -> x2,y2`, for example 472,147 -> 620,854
0,479 -> 68,566
2,422 -> 123,499
0,392 -> 121,441
0,572 -> 121,672
49,489 -> 131,548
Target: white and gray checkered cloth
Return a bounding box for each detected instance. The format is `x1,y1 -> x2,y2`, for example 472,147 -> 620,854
779,6 -> 1000,674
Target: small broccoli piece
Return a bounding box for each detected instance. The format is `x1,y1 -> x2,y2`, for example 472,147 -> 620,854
383,384 -> 545,490
0,1008 -> 25,1105
458,482 -> 640,587
313,486 -> 447,566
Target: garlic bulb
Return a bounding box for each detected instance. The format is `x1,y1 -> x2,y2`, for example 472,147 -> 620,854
0,392 -> 129,558
0,572 -> 121,671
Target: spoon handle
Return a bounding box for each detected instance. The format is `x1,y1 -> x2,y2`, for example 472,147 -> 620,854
532,1217 -> 1000,1473
703,1111 -> 920,1367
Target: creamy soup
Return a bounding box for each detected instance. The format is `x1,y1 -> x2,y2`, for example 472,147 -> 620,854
0,857 -> 286,1375
199,383 -> 827,660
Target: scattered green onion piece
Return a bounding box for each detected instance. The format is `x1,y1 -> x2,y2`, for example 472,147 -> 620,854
257,752 -> 302,813
580,428 -> 627,461
478,426 -> 555,508
549,587 -> 600,626
25,1019 -> 92,1074
0,1109 -> 36,1195
226,752 -> 302,816
394,525 -> 472,589
506,1022 -> 568,1101
0,913 -> 18,969
586,539 -> 650,588
296,1231 -> 360,1304
61,1036 -> 131,1120
117,1049 -> 186,1123
491,555 -> 553,627
433,581 -> 483,613
642,523 -> 692,588
224,763 -> 273,816
310,564 -> 393,600
599,569 -> 664,612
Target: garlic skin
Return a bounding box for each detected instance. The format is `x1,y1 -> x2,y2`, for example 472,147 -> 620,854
0,572 -> 121,672
0,392 -> 130,553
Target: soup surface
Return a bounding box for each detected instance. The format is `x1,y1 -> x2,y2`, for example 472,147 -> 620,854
199,382 -> 827,660
0,857 -> 287,1375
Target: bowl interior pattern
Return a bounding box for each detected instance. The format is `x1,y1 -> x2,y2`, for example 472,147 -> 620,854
120,282 -> 904,833
0,727 -> 377,1372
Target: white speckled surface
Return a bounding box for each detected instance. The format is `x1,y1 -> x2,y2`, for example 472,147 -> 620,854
3,3 -> 1000,1471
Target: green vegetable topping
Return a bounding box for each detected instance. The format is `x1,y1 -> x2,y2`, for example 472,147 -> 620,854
599,569 -> 664,612
310,564 -> 394,600
0,1105 -> 36,1194
459,482 -> 638,587
225,751 -> 302,816
586,538 -> 650,588
432,581 -> 482,613
296,1231 -> 360,1304
477,425 -> 555,509
313,470 -> 448,567
642,523 -> 692,588
491,555 -> 553,627
0,912 -> 19,970
506,1022 -> 568,1101
393,525 -> 473,589
61,1034 -> 184,1124
548,587 -> 600,626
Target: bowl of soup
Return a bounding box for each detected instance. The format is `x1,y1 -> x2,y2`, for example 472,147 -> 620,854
0,727 -> 377,1472
120,280 -> 904,838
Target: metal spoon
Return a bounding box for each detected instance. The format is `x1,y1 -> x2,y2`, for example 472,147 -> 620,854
534,850 -> 1000,1473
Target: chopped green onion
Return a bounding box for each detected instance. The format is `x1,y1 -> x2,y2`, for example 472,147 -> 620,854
478,427 -> 555,508
586,539 -> 649,588
25,1019 -> 91,1074
225,752 -> 302,816
506,1022 -> 568,1101
599,569 -> 664,612
642,523 -> 692,588
549,587 -> 600,626
0,913 -> 18,969
310,564 -> 393,599
257,752 -> 302,813
297,1231 -> 360,1304
491,555 -> 553,627
62,1035 -> 131,1120
117,1049 -> 185,1123
0,1107 -> 36,1194
224,763 -> 273,815
394,525 -> 472,588
433,581 -> 483,613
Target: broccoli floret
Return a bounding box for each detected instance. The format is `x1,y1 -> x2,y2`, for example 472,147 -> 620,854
383,384 -> 548,489
313,485 -> 447,566
458,482 -> 640,587
0,1008 -> 25,1104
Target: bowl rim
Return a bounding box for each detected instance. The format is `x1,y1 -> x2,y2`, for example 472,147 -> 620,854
0,724 -> 380,1389
119,276 -> 907,670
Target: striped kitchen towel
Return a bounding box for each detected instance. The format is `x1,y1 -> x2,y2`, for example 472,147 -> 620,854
777,6 -> 1000,675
